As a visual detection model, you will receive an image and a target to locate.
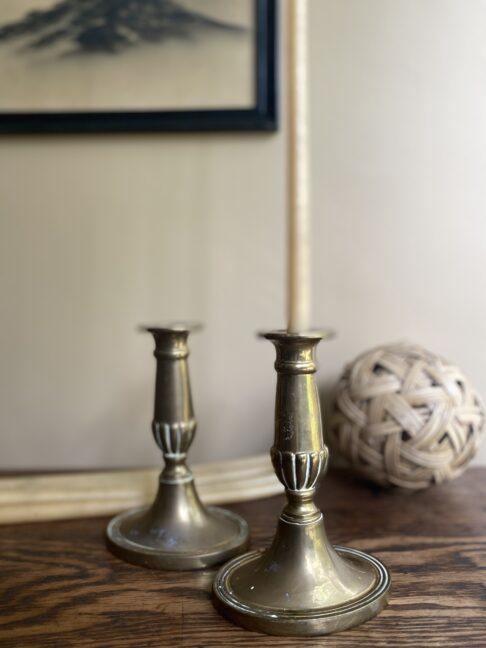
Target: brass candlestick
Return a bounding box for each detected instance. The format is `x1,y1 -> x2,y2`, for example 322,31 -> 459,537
107,324 -> 249,570
213,331 -> 390,635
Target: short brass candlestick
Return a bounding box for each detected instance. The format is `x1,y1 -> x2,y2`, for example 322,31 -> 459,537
107,324 -> 249,570
213,331 -> 390,635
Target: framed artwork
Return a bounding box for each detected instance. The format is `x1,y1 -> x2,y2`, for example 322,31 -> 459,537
0,0 -> 277,133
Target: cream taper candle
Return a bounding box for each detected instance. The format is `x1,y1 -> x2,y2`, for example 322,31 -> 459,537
287,0 -> 311,333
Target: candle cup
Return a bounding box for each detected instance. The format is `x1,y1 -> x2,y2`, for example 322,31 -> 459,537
106,324 -> 249,570
213,330 -> 390,635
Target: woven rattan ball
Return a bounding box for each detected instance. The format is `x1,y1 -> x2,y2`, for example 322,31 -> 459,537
330,344 -> 484,489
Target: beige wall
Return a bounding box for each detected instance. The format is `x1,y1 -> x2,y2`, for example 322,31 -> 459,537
1,0 -> 485,469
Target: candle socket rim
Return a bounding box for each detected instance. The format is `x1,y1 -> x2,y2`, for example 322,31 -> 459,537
259,329 -> 335,342
139,322 -> 203,335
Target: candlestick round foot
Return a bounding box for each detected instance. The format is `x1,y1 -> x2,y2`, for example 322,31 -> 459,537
107,496 -> 249,571
213,536 -> 390,636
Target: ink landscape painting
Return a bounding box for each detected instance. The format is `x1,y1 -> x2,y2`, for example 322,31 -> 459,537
0,0 -> 255,113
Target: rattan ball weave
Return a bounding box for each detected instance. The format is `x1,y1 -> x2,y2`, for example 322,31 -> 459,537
330,344 -> 484,489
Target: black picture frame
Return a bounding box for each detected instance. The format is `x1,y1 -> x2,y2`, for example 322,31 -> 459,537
0,0 -> 277,134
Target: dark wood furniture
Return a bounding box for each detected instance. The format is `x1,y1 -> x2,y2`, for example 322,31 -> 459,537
0,468 -> 484,647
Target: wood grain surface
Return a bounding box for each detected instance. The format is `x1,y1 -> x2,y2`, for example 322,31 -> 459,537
0,467 -> 485,647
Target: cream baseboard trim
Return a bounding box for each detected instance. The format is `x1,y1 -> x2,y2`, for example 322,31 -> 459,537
0,454 -> 282,525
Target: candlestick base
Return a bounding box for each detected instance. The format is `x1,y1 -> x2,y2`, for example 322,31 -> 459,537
213,515 -> 389,635
107,477 -> 248,570
213,330 -> 390,634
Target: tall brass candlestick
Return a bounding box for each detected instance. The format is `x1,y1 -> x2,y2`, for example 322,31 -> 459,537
214,0 -> 390,635
107,325 -> 249,570
213,331 -> 390,635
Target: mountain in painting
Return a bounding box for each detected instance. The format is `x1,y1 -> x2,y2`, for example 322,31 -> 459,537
0,0 -> 245,55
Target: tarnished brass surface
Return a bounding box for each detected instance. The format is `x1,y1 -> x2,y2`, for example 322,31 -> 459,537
213,331 -> 390,634
106,325 -> 249,570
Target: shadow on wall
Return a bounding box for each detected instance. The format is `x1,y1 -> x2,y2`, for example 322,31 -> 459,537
0,0 -> 245,55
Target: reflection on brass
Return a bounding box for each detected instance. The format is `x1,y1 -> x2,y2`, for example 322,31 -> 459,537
213,331 -> 390,635
107,324 -> 249,570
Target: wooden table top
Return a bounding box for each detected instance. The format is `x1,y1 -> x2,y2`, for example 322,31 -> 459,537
0,467 -> 485,647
